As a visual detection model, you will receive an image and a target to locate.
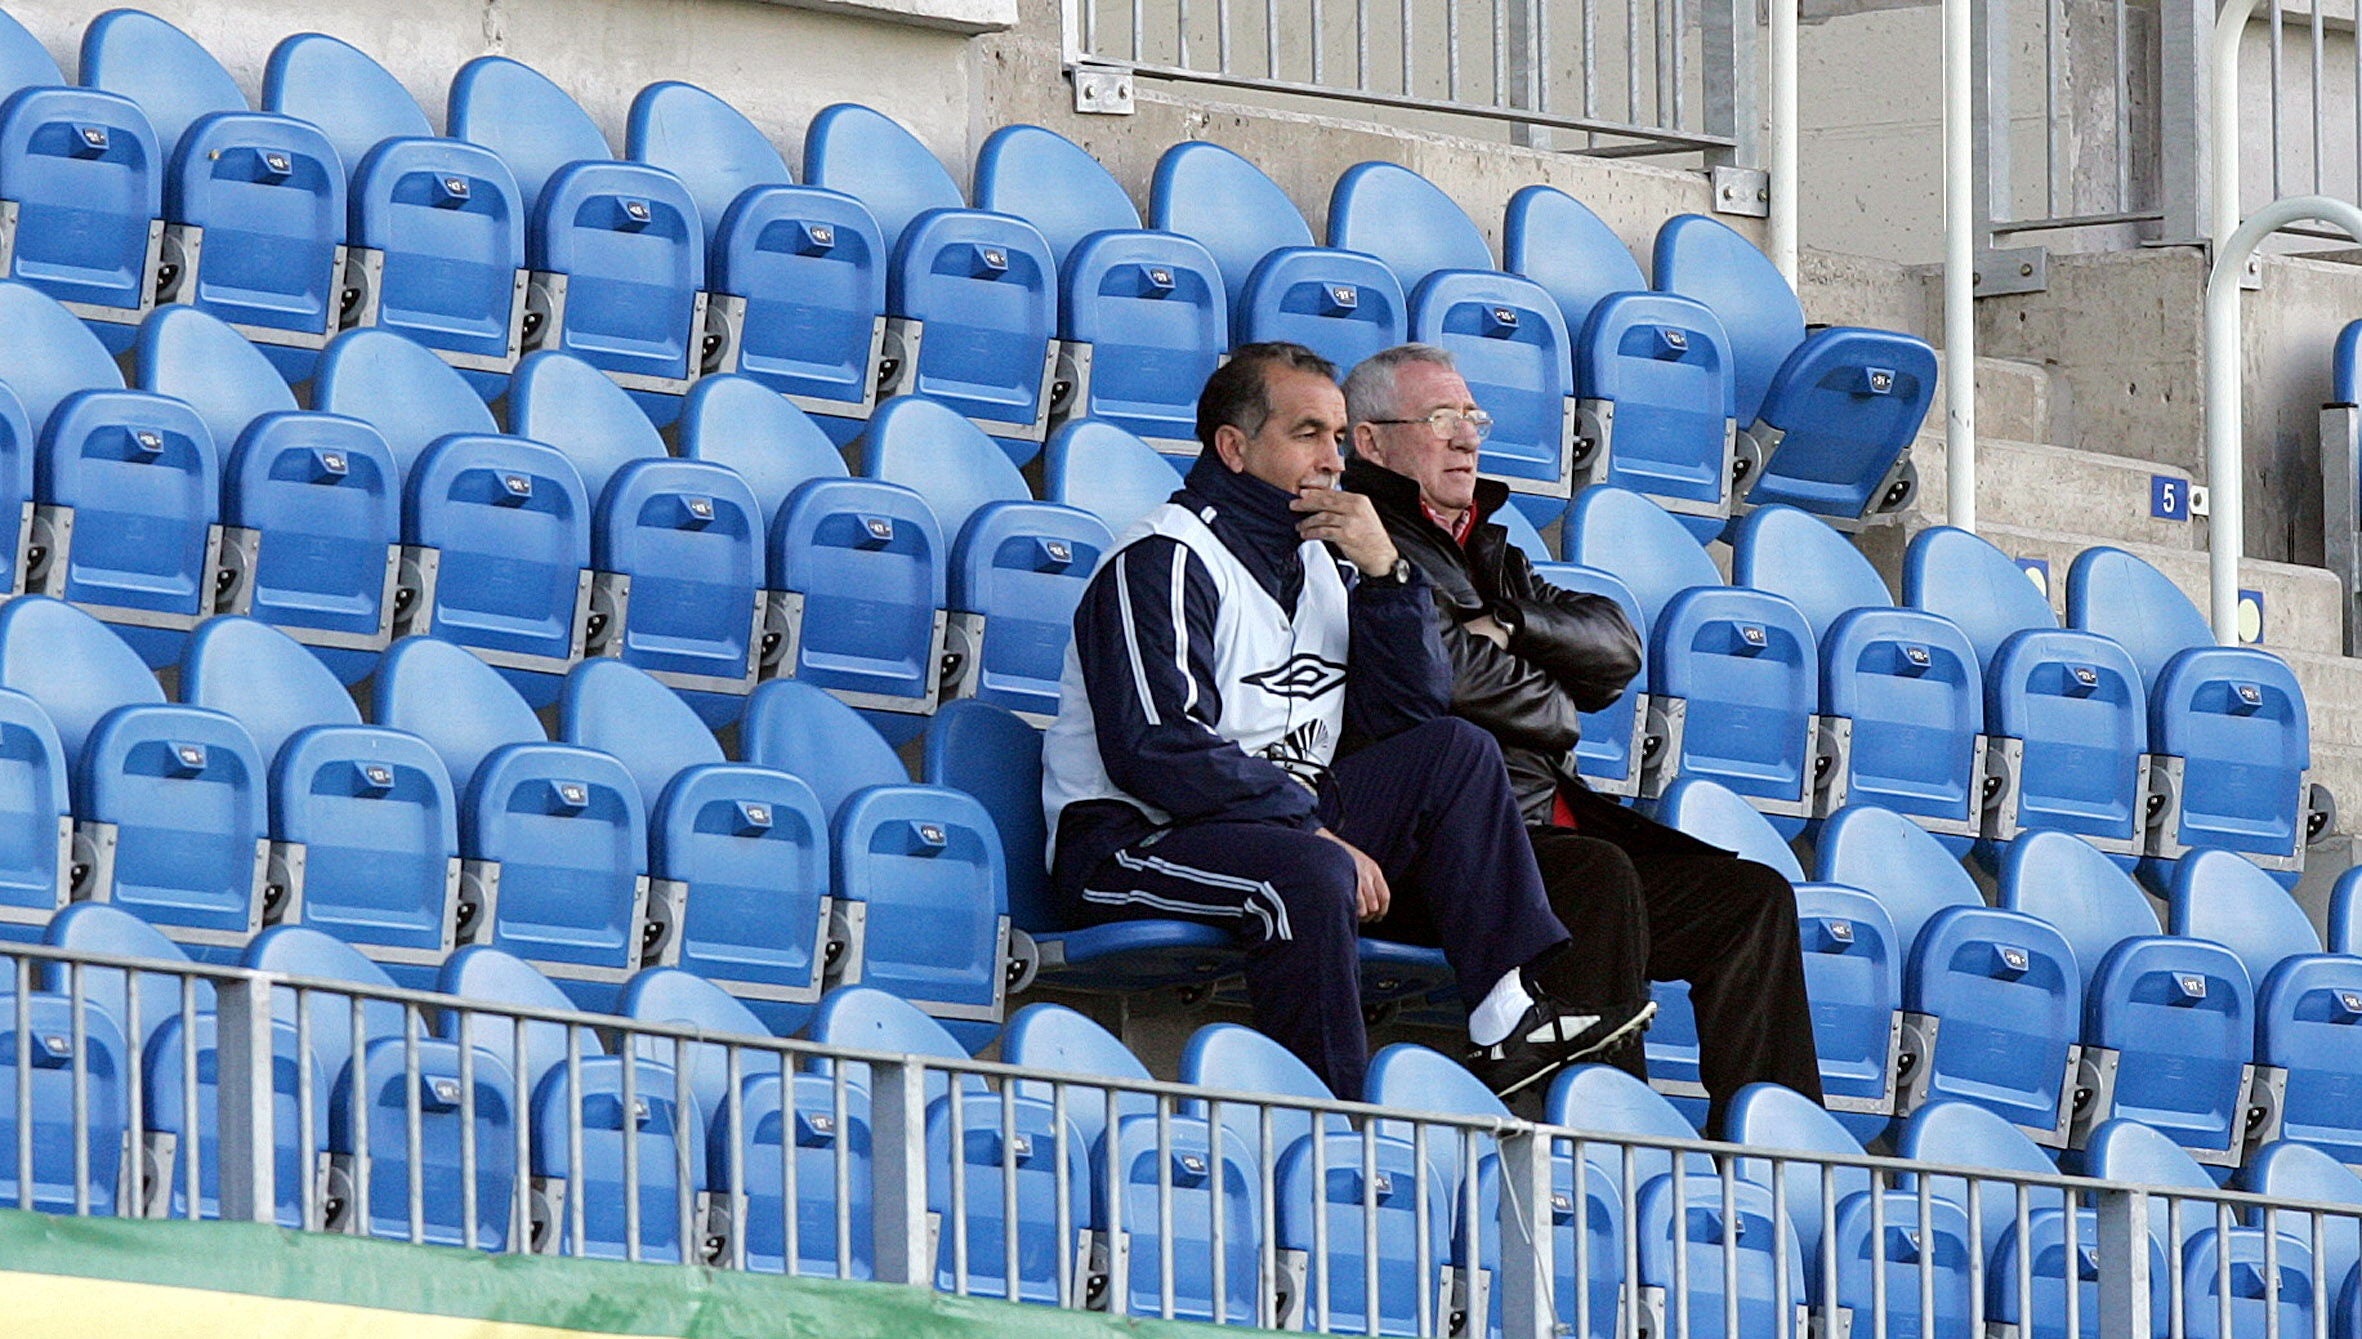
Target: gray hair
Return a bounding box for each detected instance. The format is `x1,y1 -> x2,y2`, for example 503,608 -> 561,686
1341,344 -> 1458,446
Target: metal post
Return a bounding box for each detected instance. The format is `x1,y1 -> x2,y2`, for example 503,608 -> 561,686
1499,1130 -> 1555,1339
214,972 -> 277,1225
2203,194 -> 2362,639
1701,0 -> 1760,166
2209,0 -> 2268,246
869,1058 -> 934,1287
1945,0 -> 1978,532
1768,0 -> 1799,284
2098,1187 -> 2153,1339
2158,0 -> 2214,243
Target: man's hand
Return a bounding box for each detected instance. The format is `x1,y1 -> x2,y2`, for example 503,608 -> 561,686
1463,613 -> 1511,649
1318,827 -> 1391,922
1292,485 -> 1400,575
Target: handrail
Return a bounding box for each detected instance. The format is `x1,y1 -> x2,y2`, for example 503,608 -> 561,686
2204,194 -> 2362,640
1944,0 -> 1976,531
2209,0 -> 2272,247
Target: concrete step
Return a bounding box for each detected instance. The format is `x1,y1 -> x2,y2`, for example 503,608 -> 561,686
2307,745 -> 2362,847
1901,433 -> 2204,552
1927,355 -> 2059,448
2280,649 -> 2362,749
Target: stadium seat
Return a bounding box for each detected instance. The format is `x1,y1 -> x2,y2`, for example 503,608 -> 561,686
1653,781 -> 1904,1130
137,1007 -> 320,1227
2170,847 -> 2355,1161
1814,803 -> 1984,961
627,81 -> 888,435
676,373 -> 850,526
81,10 -> 343,375
314,326 -> 502,476
1634,1166 -> 1807,1339
1504,185 -> 1740,525
1732,505 -> 1984,843
1269,1101 -> 1456,1334
1829,1186 -> 1978,1339
530,1051 -> 707,1262
372,635 -> 546,793
1724,1082 -> 1872,1279
0,988 -> 130,1215
563,660 -> 835,1035
1178,1019 -> 1344,1163
1653,214 -> 1935,523
2085,1119 -> 2317,1339
2001,832 -> 2256,1163
263,33 -> 529,387
764,473 -> 948,722
328,1028 -> 520,1249
1565,487 -> 1817,826
2334,865 -> 2362,955
926,699 -> 1236,995
0,688 -> 73,942
1527,563 -> 1651,797
860,395 -> 1112,719
973,125 -> 1226,455
1905,526 -> 2150,859
2067,546 -> 2314,878
1150,140 -> 1407,372
1330,163 -> 1577,519
746,681 -> 1014,1046
436,945 -> 604,1101
621,965 -> 773,1117
516,353 -> 762,711
806,104 -> 1058,462
2237,1141 -> 2362,1310
1042,418 -> 1182,534
138,309 -> 399,681
448,56 -> 708,412
0,10 -> 163,349
41,902 -> 206,1057
1901,898 -> 2081,1144
1002,1000 -> 1154,1156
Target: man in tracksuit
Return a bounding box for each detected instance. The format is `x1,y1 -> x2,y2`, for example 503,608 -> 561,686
1042,342 -> 1656,1102
1340,343 -> 1821,1135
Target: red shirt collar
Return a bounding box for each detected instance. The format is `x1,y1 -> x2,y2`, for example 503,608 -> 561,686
1422,500 -> 1477,546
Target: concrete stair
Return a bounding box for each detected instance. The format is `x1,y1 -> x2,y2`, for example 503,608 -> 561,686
1899,431 -> 2204,552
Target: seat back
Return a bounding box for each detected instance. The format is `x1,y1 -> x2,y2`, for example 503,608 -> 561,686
531,1054 -> 704,1262
1791,885 -> 1906,1123
445,55 -> 610,214
1563,485 -> 1724,628
1546,1063 -> 1711,1198
807,982 -> 976,1094
743,677 -> 909,820
1097,1108 -> 1263,1323
1987,629 -> 2149,846
1326,161 -> 1494,292
0,596 -> 163,769
465,742 -> 647,1010
332,1034 -> 518,1248
1178,1020 -> 1340,1160
219,411 -> 402,683
1004,1000 -> 1154,1164
2084,938 -> 2254,1158
859,395 -> 1029,544
373,635 -> 547,797
1651,777 -> 1804,878
559,659 -> 726,812
1906,905 -> 2083,1140
972,124 -> 1139,267
438,945 -> 599,1096
884,209 -> 1058,448
621,965 -> 776,1123
1727,1082 -> 1872,1275
0,7 -> 58,93
42,901 -> 204,1056
1149,140 -> 1317,301
134,305 -> 300,453
0,690 -> 72,936
2065,546 -> 2210,689
36,388 -> 221,662
1815,803 -> 1984,957
1574,290 -> 1736,512
316,328 -> 502,479
2168,847 -> 2321,987
1634,1172 -> 1807,1339
0,41 -> 162,332
1651,214 -> 1807,426
261,32 -> 432,178
944,501 -> 1111,718
80,11 -> 242,157
1503,185 -> 1650,338
245,923 -> 406,1090
141,1009 -> 326,1227
1274,1127 -> 1457,1336
527,159 -> 707,394
592,458 -> 765,705
1997,830 -> 2162,975
648,763 -> 831,1035
1058,231 -> 1228,448
722,1066 -> 877,1277
2240,1141 -> 2362,1296
762,477 -> 947,712
832,783 -> 1009,1048
403,434 -> 592,691
1730,504 -> 1894,635
1232,248 -> 1407,372
0,281 -> 128,431
1646,584 -> 1819,812
2335,865 -> 2362,954
1898,1098 -> 2070,1271
703,183 -> 889,418
1830,1189 -> 1979,1339
678,374 -> 847,527
925,699 -> 1052,934
182,615 -> 362,762
2251,954 -> 2362,1161
0,991 -> 129,1214
511,351 -> 670,503
343,138 -> 529,375
624,80 -> 794,252
802,102 -> 966,256
271,725 -> 459,973
1902,526 -> 2059,670
1042,418 -> 1181,534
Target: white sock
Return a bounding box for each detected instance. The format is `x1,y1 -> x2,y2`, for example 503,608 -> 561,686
1468,969 -> 1536,1048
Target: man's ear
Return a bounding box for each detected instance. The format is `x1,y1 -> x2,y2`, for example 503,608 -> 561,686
1351,420 -> 1383,466
1212,423 -> 1249,473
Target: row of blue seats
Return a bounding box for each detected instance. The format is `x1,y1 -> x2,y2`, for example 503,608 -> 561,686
0,8 -> 1931,530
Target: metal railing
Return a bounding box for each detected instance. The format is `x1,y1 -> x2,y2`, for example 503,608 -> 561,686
2210,0 -> 2362,244
1059,0 -> 1758,161
8,934 -> 2362,1339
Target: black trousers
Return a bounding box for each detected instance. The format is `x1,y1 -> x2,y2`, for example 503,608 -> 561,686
1530,792 -> 1823,1134
1070,717 -> 1568,1101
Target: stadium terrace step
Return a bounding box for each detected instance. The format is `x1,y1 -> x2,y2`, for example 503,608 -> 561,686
1898,432 -> 2204,552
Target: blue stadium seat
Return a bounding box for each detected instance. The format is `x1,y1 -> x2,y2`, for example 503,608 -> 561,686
1725,1082 -> 1872,1280
861,395 -> 1111,720
1732,505 -> 1984,843
81,10 -> 343,374
372,635 -> 547,796
463,742 -> 649,1013
180,614 -> 359,764
973,125 -> 1226,455
0,689 -> 72,942
1090,1093 -> 1263,1323
1366,1043 -> 1536,1339
0,989 -> 129,1215
1528,564 -> 1650,797
621,965 -> 773,1125
2238,1141 -> 2362,1310
133,304 -> 296,451
626,82 -> 887,435
436,946 -> 603,1100
1565,487 -> 1817,827
32,386 -> 221,666
1544,1061 -> 1714,1193
329,1030 -> 520,1249
530,1052 -> 707,1262
1905,526 -> 2149,859
244,924 -> 411,1180
448,57 -> 708,412
926,700 -> 1237,996
1272,1113 -> 1457,1335
1505,185 -> 1741,524
2170,847 -> 2355,1161
263,33 -> 529,387
1042,419 -> 1182,533
1901,898 -> 2081,1143
1150,140 -> 1407,371
677,373 -> 850,530
1178,1019 -> 1343,1164
314,327 -> 502,479
764,474 -> 948,720
806,105 -> 1058,463
0,10 -> 162,349
1653,781 -> 1903,1129
139,1008 -> 320,1227
1002,1002 -> 1155,1182
0,279 -> 129,434
2086,1119 -> 2317,1339
1634,1169 -> 1808,1339
41,902 -> 204,1057
1829,1187 -> 1978,1339
401,433 -> 594,706
563,660 -> 834,1035
2067,547 -> 2314,878
2333,865 -> 2362,955
1654,214 -> 1934,523
1330,163 -> 1576,518
516,353 -> 763,710
747,680 -> 1012,1046
1813,804 -> 1983,960
2005,833 -> 2253,1162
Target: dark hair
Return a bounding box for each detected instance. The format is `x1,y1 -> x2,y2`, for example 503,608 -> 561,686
1195,342 -> 1339,451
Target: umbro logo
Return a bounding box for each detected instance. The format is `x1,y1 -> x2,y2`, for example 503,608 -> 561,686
1241,654 -> 1346,701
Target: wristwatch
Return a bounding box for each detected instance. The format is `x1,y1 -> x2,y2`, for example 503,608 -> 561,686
1379,557 -> 1414,585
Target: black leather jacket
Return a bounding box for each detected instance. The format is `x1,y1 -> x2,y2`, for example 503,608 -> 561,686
1344,458 -> 1644,823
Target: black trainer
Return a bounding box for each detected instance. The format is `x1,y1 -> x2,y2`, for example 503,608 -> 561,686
1463,993 -> 1658,1100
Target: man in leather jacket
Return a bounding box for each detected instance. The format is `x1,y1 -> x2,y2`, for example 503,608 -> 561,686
1341,344 -> 1822,1134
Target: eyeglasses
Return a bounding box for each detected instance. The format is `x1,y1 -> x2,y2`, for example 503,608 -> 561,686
1368,407 -> 1494,442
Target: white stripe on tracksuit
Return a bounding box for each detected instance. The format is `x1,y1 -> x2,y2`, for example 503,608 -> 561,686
1079,847 -> 1297,941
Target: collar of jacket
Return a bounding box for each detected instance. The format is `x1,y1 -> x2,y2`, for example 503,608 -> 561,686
1178,451 -> 1314,614
1342,456 -> 1511,537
